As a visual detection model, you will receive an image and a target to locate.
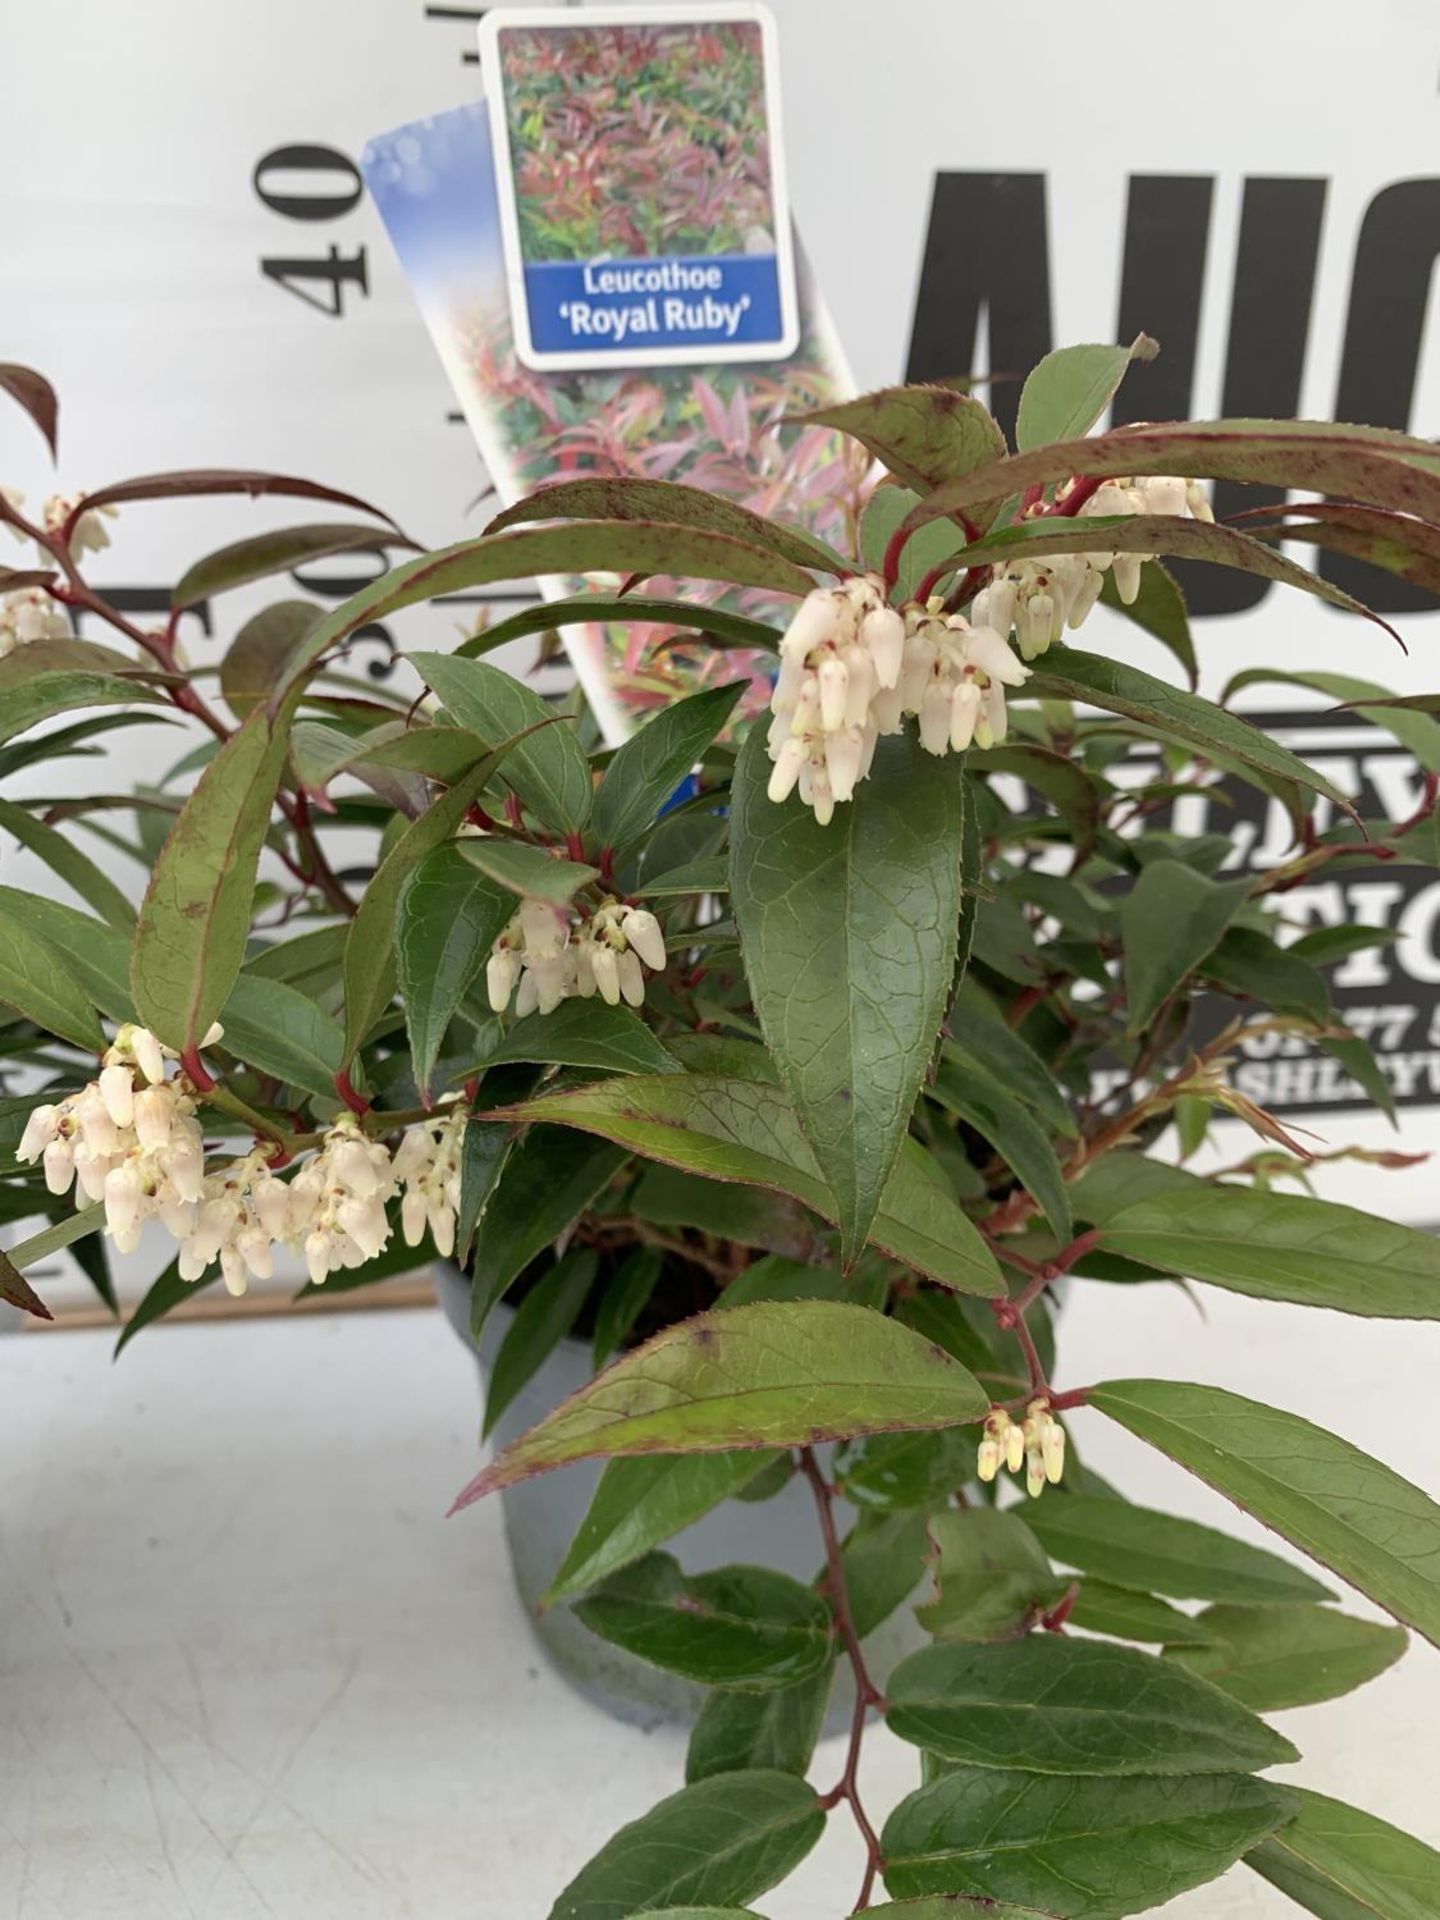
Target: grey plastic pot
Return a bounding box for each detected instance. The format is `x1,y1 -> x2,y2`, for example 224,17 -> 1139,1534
436,1263 -> 927,1728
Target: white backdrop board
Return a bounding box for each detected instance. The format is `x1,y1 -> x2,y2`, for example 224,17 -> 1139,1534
3,0 -> 1439,1216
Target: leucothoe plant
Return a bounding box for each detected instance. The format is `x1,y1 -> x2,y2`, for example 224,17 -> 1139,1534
4,342 -> 1440,1916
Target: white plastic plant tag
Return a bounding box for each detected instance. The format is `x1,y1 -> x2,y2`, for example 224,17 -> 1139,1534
478,3 -> 800,372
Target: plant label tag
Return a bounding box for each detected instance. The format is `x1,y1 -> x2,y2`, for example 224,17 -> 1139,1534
478,3 -> 801,372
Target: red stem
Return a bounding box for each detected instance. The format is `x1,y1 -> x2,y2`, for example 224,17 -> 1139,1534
799,1448 -> 885,1910
1046,474 -> 1105,518
181,1045 -> 215,1093
334,1067 -> 371,1116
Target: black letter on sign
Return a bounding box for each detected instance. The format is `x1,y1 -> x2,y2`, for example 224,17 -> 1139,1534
1323,178 -> 1440,615
1112,176 -> 1214,427
905,174 -> 1051,448
1192,178 -> 1328,616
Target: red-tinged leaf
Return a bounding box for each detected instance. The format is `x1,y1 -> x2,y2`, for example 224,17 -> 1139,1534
453,592 -> 781,661
1,1245 -> 54,1321
68,469 -> 400,531
269,521 -> 817,705
1233,499 -> 1440,596
899,419 -> 1440,541
0,363 -> 58,458
172,521 -> 419,612
925,514 -> 1399,644
485,477 -> 846,576
451,1299 -> 987,1509
219,602 -> 321,721
788,385 -> 1007,501
131,694 -> 300,1054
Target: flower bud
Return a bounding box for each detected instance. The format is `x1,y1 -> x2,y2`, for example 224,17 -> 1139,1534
620,908 -> 667,972
98,1062 -> 136,1130
617,949 -> 646,1008
18,1104 -> 60,1164
130,1027 -> 167,1086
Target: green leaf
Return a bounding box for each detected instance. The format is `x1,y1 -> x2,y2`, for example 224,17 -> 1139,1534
927,1059 -> 1072,1241
0,917 -> 104,1049
838,1506 -> 934,1638
718,1254 -> 885,1312
1025,649 -> 1350,810
219,601 -> 321,720
455,835 -> 597,902
790,386 -> 1007,498
0,797 -> 136,929
945,989 -> 1076,1139
397,845 -> 513,1093
453,1299 -> 988,1507
593,681 -> 744,852
915,1509 -> 1071,1644
1016,337 -> 1158,451
1068,1581 -> 1217,1648
456,1117 -> 511,1267
547,1769 -> 824,1920
0,670 -> 168,747
0,1246 -> 53,1321
219,972 -> 345,1101
1172,1601 -> 1406,1710
5,1204 -> 105,1274
592,1244 -> 663,1366
1097,1184 -> 1440,1319
495,1074 -> 1002,1298
131,696 -> 295,1055
867,1903 -> 1065,1919
882,1768 -> 1295,1915
1121,861 -> 1249,1033
340,756 -> 501,1065
1023,1493 -> 1333,1605
483,1249 -> 596,1437
639,857 -> 731,897
279,522 -> 817,701
834,1428 -> 976,1512
1098,561 -> 1197,689
885,1635 -> 1296,1775
686,1667 -> 833,1784
469,1129 -> 627,1339
1091,1379 -> 1440,1645
860,483 -> 973,600
456,594 -> 781,662
1222,667 -> 1440,775
412,652 -> 592,834
547,1450 -> 784,1604
1248,1788 -> 1440,1920
1203,924 -> 1331,1022
173,522 -> 409,612
730,728 -> 965,1263
630,1168 -> 820,1262
486,476 -> 845,577
476,997 -> 681,1078
575,1552 -> 833,1690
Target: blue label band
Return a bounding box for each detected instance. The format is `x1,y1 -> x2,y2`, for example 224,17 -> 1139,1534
523,253 -> 785,354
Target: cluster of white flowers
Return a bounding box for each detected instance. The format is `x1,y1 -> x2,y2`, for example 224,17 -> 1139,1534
3,485 -> 118,559
766,574 -> 1031,822
1,586 -> 70,658
977,1398 -> 1067,1500
972,473 -> 1214,662
486,896 -> 667,1016
18,1024 -> 208,1254
42,490 -> 118,558
18,1024 -> 470,1296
